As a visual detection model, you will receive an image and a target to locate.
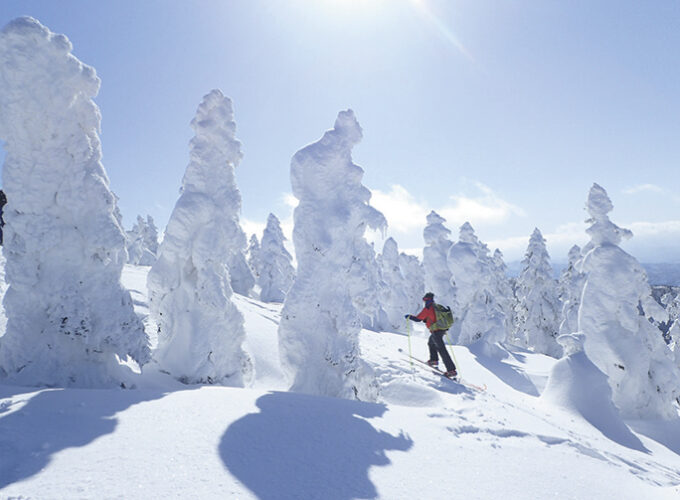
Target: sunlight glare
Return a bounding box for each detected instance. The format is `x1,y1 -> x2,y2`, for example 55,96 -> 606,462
408,0 -> 474,62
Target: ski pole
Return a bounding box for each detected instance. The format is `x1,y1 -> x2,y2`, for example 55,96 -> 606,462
406,318 -> 414,369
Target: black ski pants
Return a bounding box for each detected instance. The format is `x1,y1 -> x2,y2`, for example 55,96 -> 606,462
428,330 -> 456,372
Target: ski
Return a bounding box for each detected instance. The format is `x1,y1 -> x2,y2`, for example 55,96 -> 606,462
399,350 -> 487,392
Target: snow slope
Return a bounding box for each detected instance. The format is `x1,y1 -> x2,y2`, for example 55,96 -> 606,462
1,265 -> 680,499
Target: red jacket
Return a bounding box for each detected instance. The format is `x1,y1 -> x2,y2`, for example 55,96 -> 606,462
415,303 -> 437,330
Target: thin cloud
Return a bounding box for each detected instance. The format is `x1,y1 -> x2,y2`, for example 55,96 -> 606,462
622,184 -> 664,195
370,185 -> 429,233
371,182 -> 525,236
439,182 -> 526,228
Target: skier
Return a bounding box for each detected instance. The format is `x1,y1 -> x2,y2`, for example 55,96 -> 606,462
405,292 -> 457,378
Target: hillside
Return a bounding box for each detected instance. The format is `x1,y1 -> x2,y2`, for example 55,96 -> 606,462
0,265 -> 679,499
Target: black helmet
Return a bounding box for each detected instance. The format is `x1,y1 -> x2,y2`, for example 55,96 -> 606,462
422,292 -> 434,301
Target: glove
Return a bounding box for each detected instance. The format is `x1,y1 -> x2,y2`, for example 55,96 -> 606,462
404,314 -> 411,320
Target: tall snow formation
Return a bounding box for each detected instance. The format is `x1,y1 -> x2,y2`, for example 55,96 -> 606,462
127,215 -> 159,266
399,252 -> 425,314
422,211 -> 455,307
147,89 -> 251,386
378,238 -> 412,331
512,228 -> 562,357
558,245 -> 585,336
258,213 -> 296,303
0,17 -> 149,387
246,234 -> 261,280
578,183 -> 678,419
278,110 -> 386,400
447,222 -> 506,352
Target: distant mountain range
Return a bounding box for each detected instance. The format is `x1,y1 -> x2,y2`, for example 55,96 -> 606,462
507,261 -> 680,286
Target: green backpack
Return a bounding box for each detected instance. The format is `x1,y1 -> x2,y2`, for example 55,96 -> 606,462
432,303 -> 454,331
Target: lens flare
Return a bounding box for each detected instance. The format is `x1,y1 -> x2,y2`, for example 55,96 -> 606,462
408,0 -> 474,62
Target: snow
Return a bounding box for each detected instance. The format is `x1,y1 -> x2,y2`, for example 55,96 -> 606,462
1,18 -> 680,500
448,222 -> 506,353
422,210 -> 455,307
278,109 -> 386,401
257,213 -> 295,303
1,265 -> 680,499
146,89 -> 251,386
0,16 -> 149,387
579,184 -> 679,419
513,228 -> 562,357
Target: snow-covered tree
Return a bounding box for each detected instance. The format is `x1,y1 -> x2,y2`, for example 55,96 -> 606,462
142,215 -> 159,255
578,183 -> 678,419
448,222 -> 506,353
558,245 -> 585,336
422,211 -> 455,307
227,246 -> 255,297
0,17 -> 149,387
127,215 -> 159,266
669,321 -> 680,372
400,252 -> 425,313
492,248 -> 515,337
378,237 -> 412,331
661,291 -> 680,325
278,110 -> 386,400
258,213 -> 295,303
246,234 -> 261,280
350,241 -> 389,332
147,89 -> 251,386
451,224 -> 508,350
512,228 -> 562,357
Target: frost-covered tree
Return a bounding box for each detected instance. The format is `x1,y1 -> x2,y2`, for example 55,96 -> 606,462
448,222 -> 506,353
278,110 -> 386,400
661,292 -> 680,326
558,245 -> 585,336
492,249 -> 515,337
246,234 -> 261,279
422,211 -> 455,307
350,241 -> 389,332
0,17 -> 149,387
142,215 -> 159,255
228,246 -> 255,297
400,252 -> 425,313
127,215 -> 159,266
669,321 -> 680,371
578,183 -> 677,419
513,228 -> 562,357
258,213 -> 295,303
147,89 -> 251,386
378,238 -> 412,331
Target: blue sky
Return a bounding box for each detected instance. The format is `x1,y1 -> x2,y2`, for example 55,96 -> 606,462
2,0 -> 680,263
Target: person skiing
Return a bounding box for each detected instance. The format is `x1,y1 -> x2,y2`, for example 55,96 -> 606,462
405,292 -> 458,378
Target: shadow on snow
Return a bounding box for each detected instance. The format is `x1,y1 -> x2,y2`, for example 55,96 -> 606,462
0,384 -> 173,489
629,418 -> 680,456
469,342 -> 540,396
220,391 -> 413,500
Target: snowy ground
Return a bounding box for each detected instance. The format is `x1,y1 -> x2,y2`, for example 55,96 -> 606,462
1,265 -> 680,499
